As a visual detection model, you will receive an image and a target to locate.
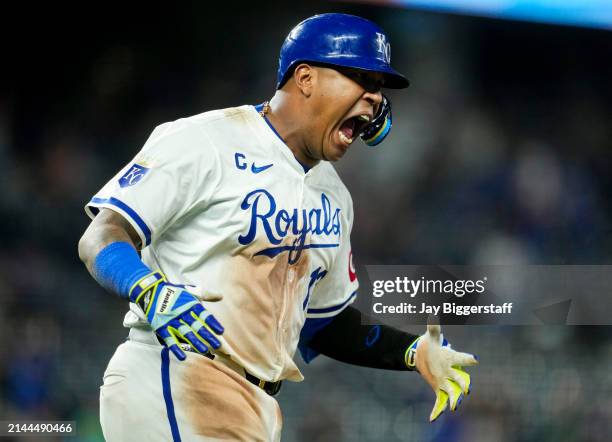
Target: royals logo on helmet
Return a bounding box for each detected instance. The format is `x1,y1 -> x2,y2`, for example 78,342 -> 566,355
375,32 -> 391,64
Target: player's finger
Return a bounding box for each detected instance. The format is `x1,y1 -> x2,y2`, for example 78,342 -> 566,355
430,389 -> 448,422
191,303 -> 225,335
173,321 -> 209,354
440,379 -> 463,412
182,306 -> 222,339
183,330 -> 210,354
450,350 -> 479,367
184,311 -> 222,349
449,367 -> 471,395
204,314 -> 224,334
168,344 -> 186,361
175,322 -> 192,339
157,327 -> 186,361
195,323 -> 222,349
427,324 -> 441,339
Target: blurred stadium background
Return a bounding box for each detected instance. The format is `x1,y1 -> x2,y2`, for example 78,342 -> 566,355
1,1 -> 611,441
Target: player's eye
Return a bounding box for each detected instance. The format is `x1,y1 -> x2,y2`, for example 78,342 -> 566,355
345,71 -> 382,93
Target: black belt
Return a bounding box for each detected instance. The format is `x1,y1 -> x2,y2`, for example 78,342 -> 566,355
202,351 -> 282,396
163,337 -> 283,396
244,371 -> 283,396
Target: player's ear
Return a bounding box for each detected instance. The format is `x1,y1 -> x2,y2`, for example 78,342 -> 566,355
292,63 -> 315,97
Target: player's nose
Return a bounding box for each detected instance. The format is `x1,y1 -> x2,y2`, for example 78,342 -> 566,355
364,90 -> 383,112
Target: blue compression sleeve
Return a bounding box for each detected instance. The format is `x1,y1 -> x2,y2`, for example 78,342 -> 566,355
92,242 -> 152,299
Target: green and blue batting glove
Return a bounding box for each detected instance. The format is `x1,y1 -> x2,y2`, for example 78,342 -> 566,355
129,271 -> 224,361
406,324 -> 478,422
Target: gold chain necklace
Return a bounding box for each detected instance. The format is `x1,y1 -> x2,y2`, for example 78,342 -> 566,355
259,101 -> 270,117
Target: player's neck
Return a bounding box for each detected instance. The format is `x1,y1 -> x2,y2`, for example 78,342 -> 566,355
267,94 -> 320,169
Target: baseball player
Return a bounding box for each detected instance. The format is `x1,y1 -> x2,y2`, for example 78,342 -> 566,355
78,13 -> 478,441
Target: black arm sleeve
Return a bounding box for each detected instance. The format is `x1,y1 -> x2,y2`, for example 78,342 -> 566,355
307,306 -> 419,371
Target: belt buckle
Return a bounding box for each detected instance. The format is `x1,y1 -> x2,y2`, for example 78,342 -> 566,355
264,380 -> 283,396
245,372 -> 282,396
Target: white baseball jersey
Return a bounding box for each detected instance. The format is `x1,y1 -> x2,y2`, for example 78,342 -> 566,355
86,105 -> 359,382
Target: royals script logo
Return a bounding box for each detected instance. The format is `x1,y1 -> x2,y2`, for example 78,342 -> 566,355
238,189 -> 341,264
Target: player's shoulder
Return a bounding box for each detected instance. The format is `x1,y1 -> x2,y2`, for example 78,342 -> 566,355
181,105 -> 258,136
143,105 -> 255,153
149,105 -> 254,137
187,105 -> 256,124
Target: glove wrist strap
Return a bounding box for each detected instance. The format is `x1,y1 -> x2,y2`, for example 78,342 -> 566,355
129,271 -> 165,308
404,336 -> 421,369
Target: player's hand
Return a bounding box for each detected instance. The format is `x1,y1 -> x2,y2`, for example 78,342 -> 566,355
129,272 -> 224,361
407,324 -> 478,422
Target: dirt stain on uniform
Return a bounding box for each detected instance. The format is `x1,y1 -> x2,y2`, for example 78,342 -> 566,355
219,236 -> 310,379
183,355 -> 270,441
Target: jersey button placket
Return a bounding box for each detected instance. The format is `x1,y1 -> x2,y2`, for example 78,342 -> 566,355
274,173 -> 305,368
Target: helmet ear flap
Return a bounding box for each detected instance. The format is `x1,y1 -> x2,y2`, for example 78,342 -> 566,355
360,94 -> 392,147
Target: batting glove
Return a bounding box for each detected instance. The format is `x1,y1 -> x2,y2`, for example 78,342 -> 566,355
406,324 -> 478,422
129,271 -> 224,361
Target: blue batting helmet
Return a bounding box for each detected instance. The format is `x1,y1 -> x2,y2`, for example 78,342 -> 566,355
276,13 -> 409,90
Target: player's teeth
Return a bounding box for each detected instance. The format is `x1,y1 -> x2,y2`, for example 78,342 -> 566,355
357,114 -> 371,122
339,132 -> 353,145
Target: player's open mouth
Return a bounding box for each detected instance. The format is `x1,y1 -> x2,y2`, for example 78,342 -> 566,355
338,114 -> 371,146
